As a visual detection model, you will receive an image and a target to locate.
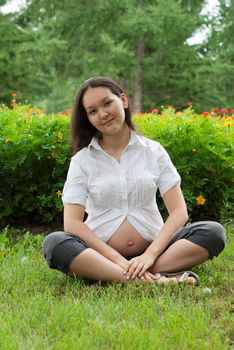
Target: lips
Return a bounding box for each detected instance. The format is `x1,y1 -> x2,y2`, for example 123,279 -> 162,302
103,118 -> 114,125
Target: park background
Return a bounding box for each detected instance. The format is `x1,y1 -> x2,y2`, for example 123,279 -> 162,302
1,0 -> 234,113
0,1 -> 233,349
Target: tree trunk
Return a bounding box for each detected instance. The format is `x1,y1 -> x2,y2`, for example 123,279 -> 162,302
132,39 -> 144,113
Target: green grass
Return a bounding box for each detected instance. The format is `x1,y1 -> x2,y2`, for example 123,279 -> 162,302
0,224 -> 233,350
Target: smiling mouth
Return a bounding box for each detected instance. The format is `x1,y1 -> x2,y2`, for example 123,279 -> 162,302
103,118 -> 114,125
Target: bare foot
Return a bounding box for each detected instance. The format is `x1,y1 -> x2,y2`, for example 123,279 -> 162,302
155,271 -> 199,286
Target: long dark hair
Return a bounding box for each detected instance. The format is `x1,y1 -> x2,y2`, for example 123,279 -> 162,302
71,76 -> 135,153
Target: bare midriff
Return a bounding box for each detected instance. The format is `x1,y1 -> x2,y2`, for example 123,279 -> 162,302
107,218 -> 150,257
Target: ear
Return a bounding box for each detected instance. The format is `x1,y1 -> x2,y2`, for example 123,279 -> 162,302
120,93 -> 129,109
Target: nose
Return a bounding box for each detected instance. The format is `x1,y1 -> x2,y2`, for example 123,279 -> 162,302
99,107 -> 109,120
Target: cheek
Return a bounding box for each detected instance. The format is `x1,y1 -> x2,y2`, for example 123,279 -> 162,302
87,117 -> 97,127
114,104 -> 126,119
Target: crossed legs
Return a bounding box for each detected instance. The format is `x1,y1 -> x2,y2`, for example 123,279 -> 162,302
43,221 -> 226,284
68,239 -> 209,283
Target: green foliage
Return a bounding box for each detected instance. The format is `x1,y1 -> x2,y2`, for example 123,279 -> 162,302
0,104 -> 233,225
134,108 -> 234,221
0,10 -> 55,105
0,104 -> 70,226
1,1 -> 233,113
3,0 -> 229,113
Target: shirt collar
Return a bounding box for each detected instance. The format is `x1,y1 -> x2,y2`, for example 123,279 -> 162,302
89,129 -> 144,150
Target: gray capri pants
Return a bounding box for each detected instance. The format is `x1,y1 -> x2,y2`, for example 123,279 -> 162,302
42,221 -> 226,274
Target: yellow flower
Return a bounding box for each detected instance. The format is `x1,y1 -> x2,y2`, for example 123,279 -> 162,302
56,190 -> 62,197
224,121 -> 232,128
196,195 -> 206,206
192,148 -> 197,152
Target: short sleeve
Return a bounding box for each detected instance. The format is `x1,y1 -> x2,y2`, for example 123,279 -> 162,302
62,156 -> 88,206
157,144 -> 181,197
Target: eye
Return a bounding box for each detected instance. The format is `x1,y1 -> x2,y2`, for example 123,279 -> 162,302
88,109 -> 97,116
104,100 -> 112,107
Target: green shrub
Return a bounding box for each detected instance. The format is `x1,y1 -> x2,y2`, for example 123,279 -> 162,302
0,105 -> 70,226
0,104 -> 233,226
134,107 -> 234,221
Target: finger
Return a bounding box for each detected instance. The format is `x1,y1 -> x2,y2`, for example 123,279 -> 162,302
123,263 -> 130,275
143,272 -> 154,281
138,265 -> 149,277
131,264 -> 144,280
145,271 -> 156,280
123,259 -> 135,274
127,262 -> 140,279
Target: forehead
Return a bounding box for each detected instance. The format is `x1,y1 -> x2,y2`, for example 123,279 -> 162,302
82,87 -> 114,109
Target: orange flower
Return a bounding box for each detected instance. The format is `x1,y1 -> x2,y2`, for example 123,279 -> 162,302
203,112 -> 209,117
151,108 -> 159,114
11,93 -> 17,97
186,102 -> 192,106
167,105 -> 174,110
196,195 -> 206,206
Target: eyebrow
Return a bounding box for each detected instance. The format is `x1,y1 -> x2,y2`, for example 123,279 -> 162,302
85,96 -> 111,110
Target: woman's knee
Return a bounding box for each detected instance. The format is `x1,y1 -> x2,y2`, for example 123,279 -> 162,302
180,221 -> 226,259
206,221 -> 226,244
199,221 -> 226,258
42,231 -> 88,274
42,231 -> 66,260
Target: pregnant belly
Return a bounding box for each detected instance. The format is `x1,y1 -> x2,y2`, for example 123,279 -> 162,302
107,219 -> 150,256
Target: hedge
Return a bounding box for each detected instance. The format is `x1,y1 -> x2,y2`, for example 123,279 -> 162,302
0,104 -> 233,227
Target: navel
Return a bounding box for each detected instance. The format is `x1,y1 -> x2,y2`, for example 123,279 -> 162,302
127,240 -> 134,247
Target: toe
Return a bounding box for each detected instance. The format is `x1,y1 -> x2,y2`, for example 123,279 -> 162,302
186,276 -> 197,285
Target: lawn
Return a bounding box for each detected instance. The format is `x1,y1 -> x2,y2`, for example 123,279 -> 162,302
0,222 -> 233,350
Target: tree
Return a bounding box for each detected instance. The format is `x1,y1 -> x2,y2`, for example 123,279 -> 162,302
3,0 -> 232,113
209,0 -> 234,109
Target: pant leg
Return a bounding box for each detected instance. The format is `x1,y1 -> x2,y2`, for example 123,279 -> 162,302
42,231 -> 88,274
170,221 -> 226,259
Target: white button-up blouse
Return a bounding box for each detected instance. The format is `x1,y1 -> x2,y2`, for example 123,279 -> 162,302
62,130 -> 181,242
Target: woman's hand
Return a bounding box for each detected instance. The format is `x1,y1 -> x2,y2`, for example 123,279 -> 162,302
114,254 -> 157,281
123,252 -> 157,280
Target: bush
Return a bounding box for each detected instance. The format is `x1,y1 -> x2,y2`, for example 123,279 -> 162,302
0,105 -> 70,226
0,104 -> 233,226
134,107 -> 234,221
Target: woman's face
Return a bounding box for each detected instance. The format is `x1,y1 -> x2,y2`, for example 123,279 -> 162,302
82,87 -> 128,136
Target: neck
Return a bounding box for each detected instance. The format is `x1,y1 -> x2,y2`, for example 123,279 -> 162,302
100,123 -> 131,151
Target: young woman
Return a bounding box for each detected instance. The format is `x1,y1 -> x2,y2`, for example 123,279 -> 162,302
43,77 -> 226,285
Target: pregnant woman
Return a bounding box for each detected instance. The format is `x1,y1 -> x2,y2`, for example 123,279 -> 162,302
43,77 -> 226,285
